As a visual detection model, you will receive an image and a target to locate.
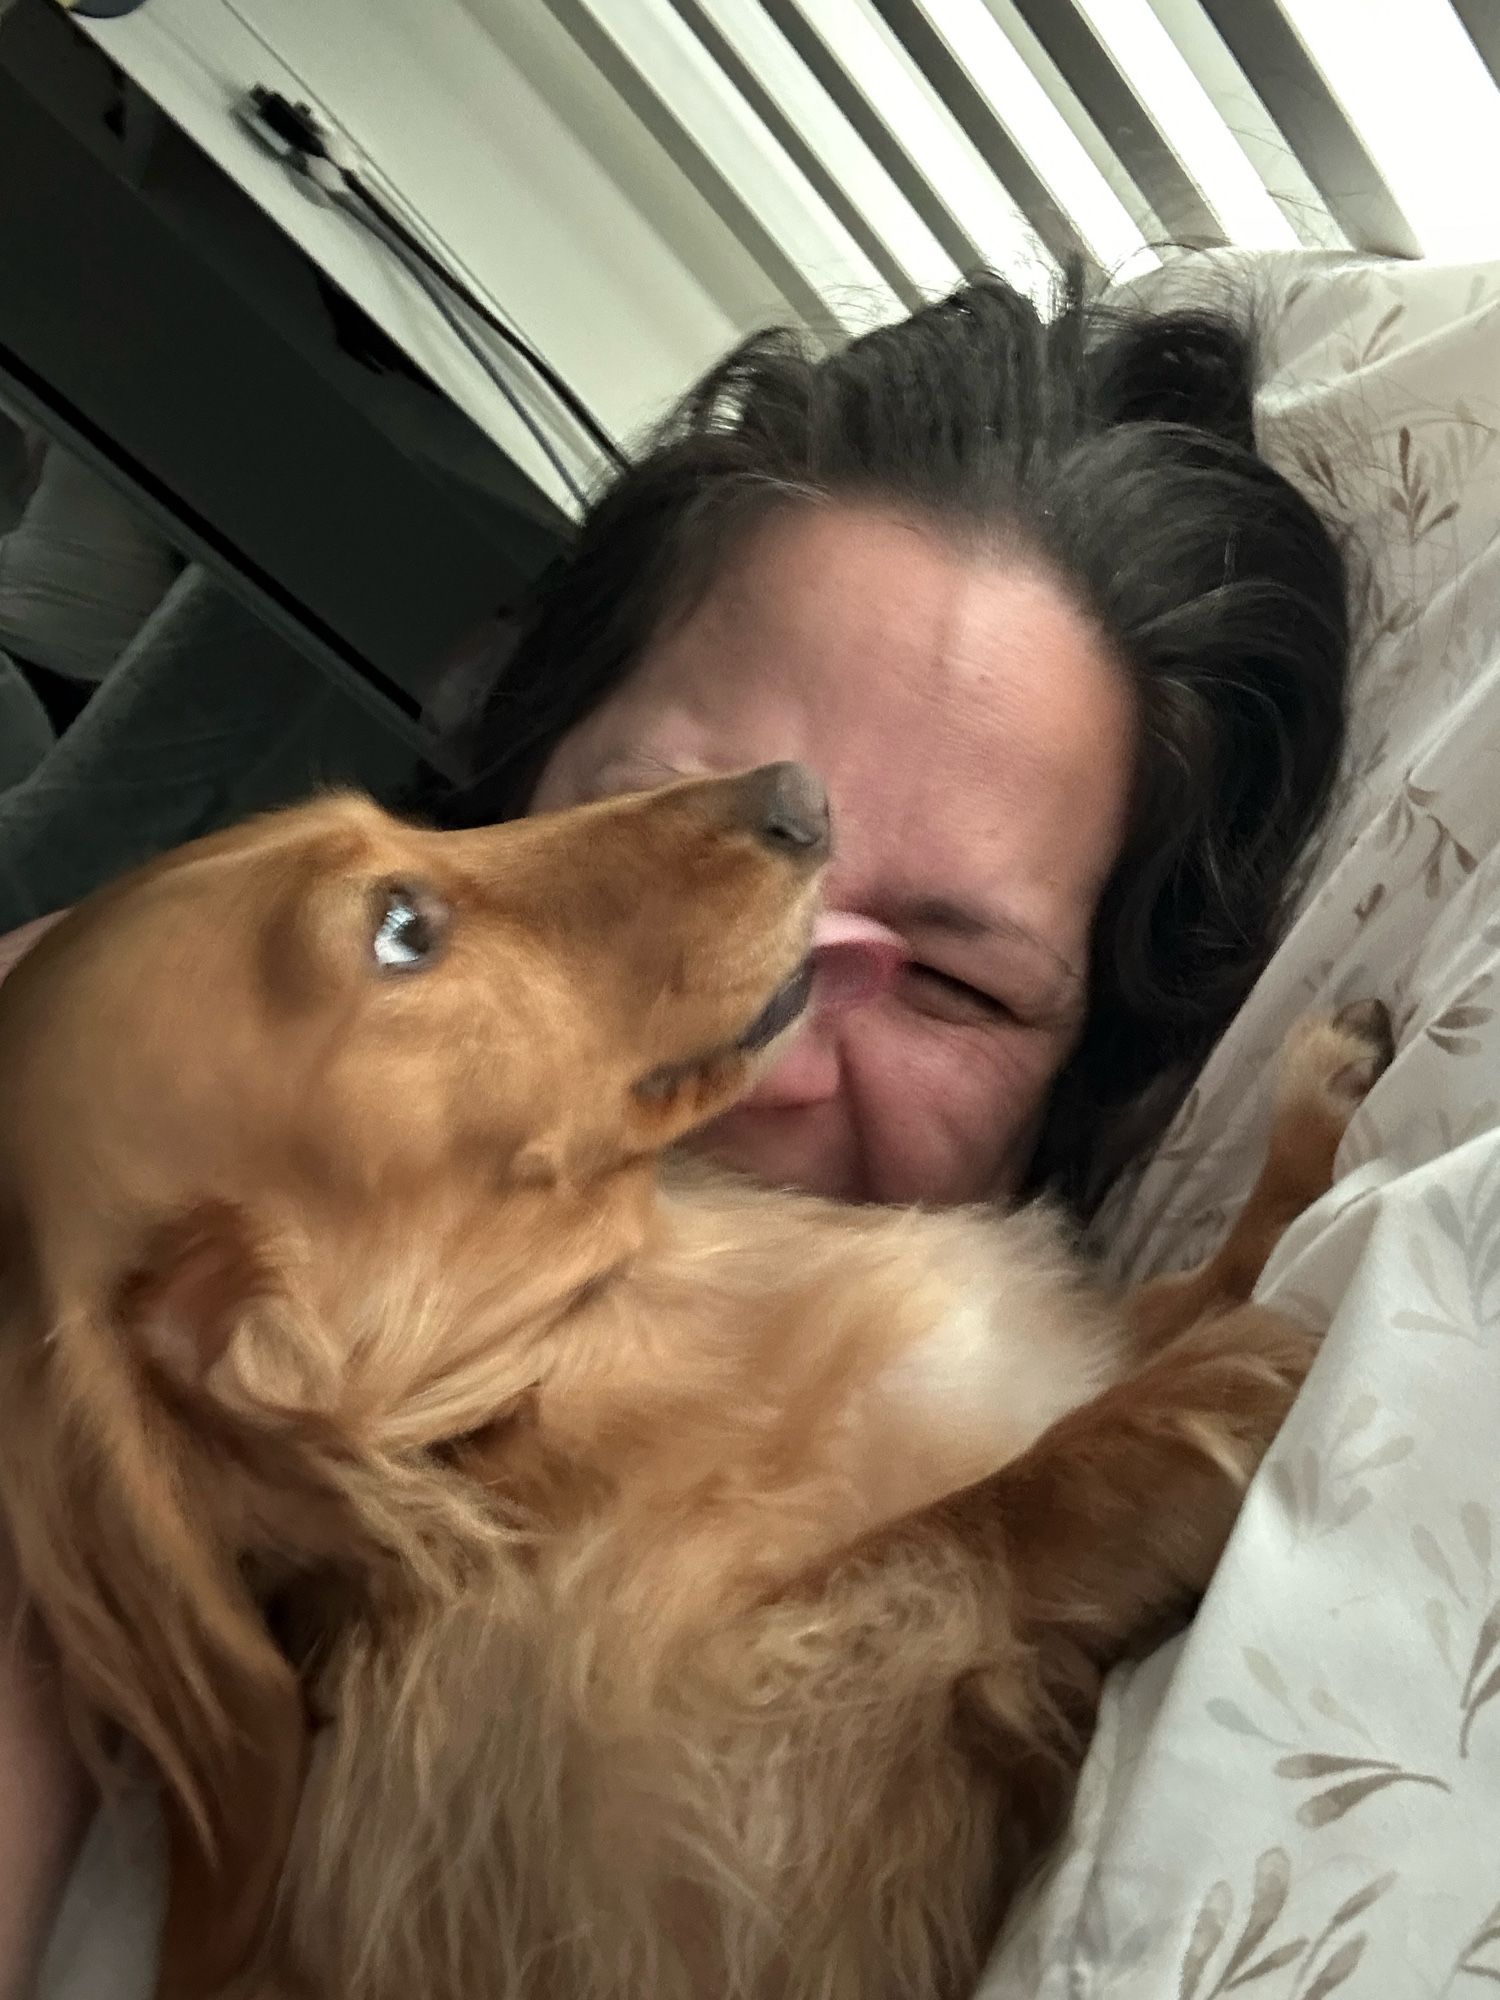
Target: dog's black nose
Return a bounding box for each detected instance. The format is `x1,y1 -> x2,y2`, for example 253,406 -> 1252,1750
742,762 -> 830,861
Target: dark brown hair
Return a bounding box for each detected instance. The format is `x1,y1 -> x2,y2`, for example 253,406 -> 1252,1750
419,268 -> 1349,1217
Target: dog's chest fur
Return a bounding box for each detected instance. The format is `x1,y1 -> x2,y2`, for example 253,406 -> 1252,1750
278,1196 -> 1120,2000
289,1499 -> 1024,2000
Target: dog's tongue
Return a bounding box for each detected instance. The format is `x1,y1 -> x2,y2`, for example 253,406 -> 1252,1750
811,912 -> 906,1011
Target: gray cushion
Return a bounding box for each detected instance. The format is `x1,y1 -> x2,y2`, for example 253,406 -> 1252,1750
0,647 -> 55,791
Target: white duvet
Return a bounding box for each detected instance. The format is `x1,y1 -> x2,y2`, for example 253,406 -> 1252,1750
982,250 -> 1500,1999
40,250 -> 1500,1999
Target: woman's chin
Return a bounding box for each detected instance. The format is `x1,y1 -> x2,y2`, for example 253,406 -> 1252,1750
687,1108 -> 1030,1211
684,1108 -> 858,1203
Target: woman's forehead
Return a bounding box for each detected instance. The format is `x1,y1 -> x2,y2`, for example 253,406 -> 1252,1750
664,505 -> 1008,691
651,509 -> 1118,779
543,503 -> 1135,962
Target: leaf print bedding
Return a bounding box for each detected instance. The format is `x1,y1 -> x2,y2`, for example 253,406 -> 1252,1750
982,251 -> 1500,1999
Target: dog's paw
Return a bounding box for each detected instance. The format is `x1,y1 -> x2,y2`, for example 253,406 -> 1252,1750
1276,998 -> 1394,1130
1241,1311 -> 1320,1402
1161,1311 -> 1319,1486
1327,998 -> 1396,1103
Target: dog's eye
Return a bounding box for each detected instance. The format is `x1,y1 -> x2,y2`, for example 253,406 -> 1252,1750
372,884 -> 445,972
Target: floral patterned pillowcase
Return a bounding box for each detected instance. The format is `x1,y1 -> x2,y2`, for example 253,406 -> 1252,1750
982,251 -> 1500,2000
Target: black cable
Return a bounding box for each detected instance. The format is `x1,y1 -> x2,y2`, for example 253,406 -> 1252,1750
344,189 -> 591,508
239,86 -> 630,482
345,176 -> 630,477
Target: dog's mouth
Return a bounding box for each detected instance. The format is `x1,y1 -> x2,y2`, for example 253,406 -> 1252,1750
635,956 -> 814,1102
734,956 -> 815,1053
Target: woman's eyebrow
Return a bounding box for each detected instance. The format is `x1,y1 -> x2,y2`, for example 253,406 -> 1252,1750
892,895 -> 1084,991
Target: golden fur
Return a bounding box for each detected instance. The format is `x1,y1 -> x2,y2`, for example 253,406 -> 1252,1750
0,773 -> 1390,1999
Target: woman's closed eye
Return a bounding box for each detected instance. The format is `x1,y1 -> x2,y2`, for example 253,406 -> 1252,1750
904,963 -> 1017,1026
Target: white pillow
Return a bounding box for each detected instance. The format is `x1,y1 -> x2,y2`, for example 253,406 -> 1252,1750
983,251 -> 1500,1998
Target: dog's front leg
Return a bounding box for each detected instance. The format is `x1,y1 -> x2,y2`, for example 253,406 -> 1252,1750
961,1001 -> 1390,1746
981,1300 -> 1313,1645
936,1298 -> 1314,1912
1122,1000 -> 1391,1356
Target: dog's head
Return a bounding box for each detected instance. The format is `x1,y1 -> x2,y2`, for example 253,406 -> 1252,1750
0,766 -> 826,1985
1,764 -> 826,1413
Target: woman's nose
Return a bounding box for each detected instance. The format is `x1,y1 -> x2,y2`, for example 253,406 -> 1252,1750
735,914 -> 905,1112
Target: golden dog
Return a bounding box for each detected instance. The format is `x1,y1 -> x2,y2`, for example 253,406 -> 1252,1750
0,766 -> 1388,1999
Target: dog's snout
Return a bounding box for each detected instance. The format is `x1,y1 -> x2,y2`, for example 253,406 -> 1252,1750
739,763 -> 830,862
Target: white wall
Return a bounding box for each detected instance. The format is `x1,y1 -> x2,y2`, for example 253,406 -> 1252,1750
81,0 -> 813,511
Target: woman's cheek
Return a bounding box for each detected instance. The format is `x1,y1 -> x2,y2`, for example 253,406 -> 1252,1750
851,1013 -> 1052,1206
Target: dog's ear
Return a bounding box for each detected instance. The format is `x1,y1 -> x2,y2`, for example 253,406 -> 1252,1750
0,1200 -> 311,1997
116,1200 -> 316,1996
118,1198 -> 274,1384
512,1135 -> 567,1187
122,1199 -> 344,1428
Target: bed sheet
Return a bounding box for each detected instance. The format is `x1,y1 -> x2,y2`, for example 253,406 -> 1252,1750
982,250 -> 1500,2000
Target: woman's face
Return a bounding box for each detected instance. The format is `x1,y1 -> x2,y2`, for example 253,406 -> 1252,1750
531,505 -> 1136,1207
